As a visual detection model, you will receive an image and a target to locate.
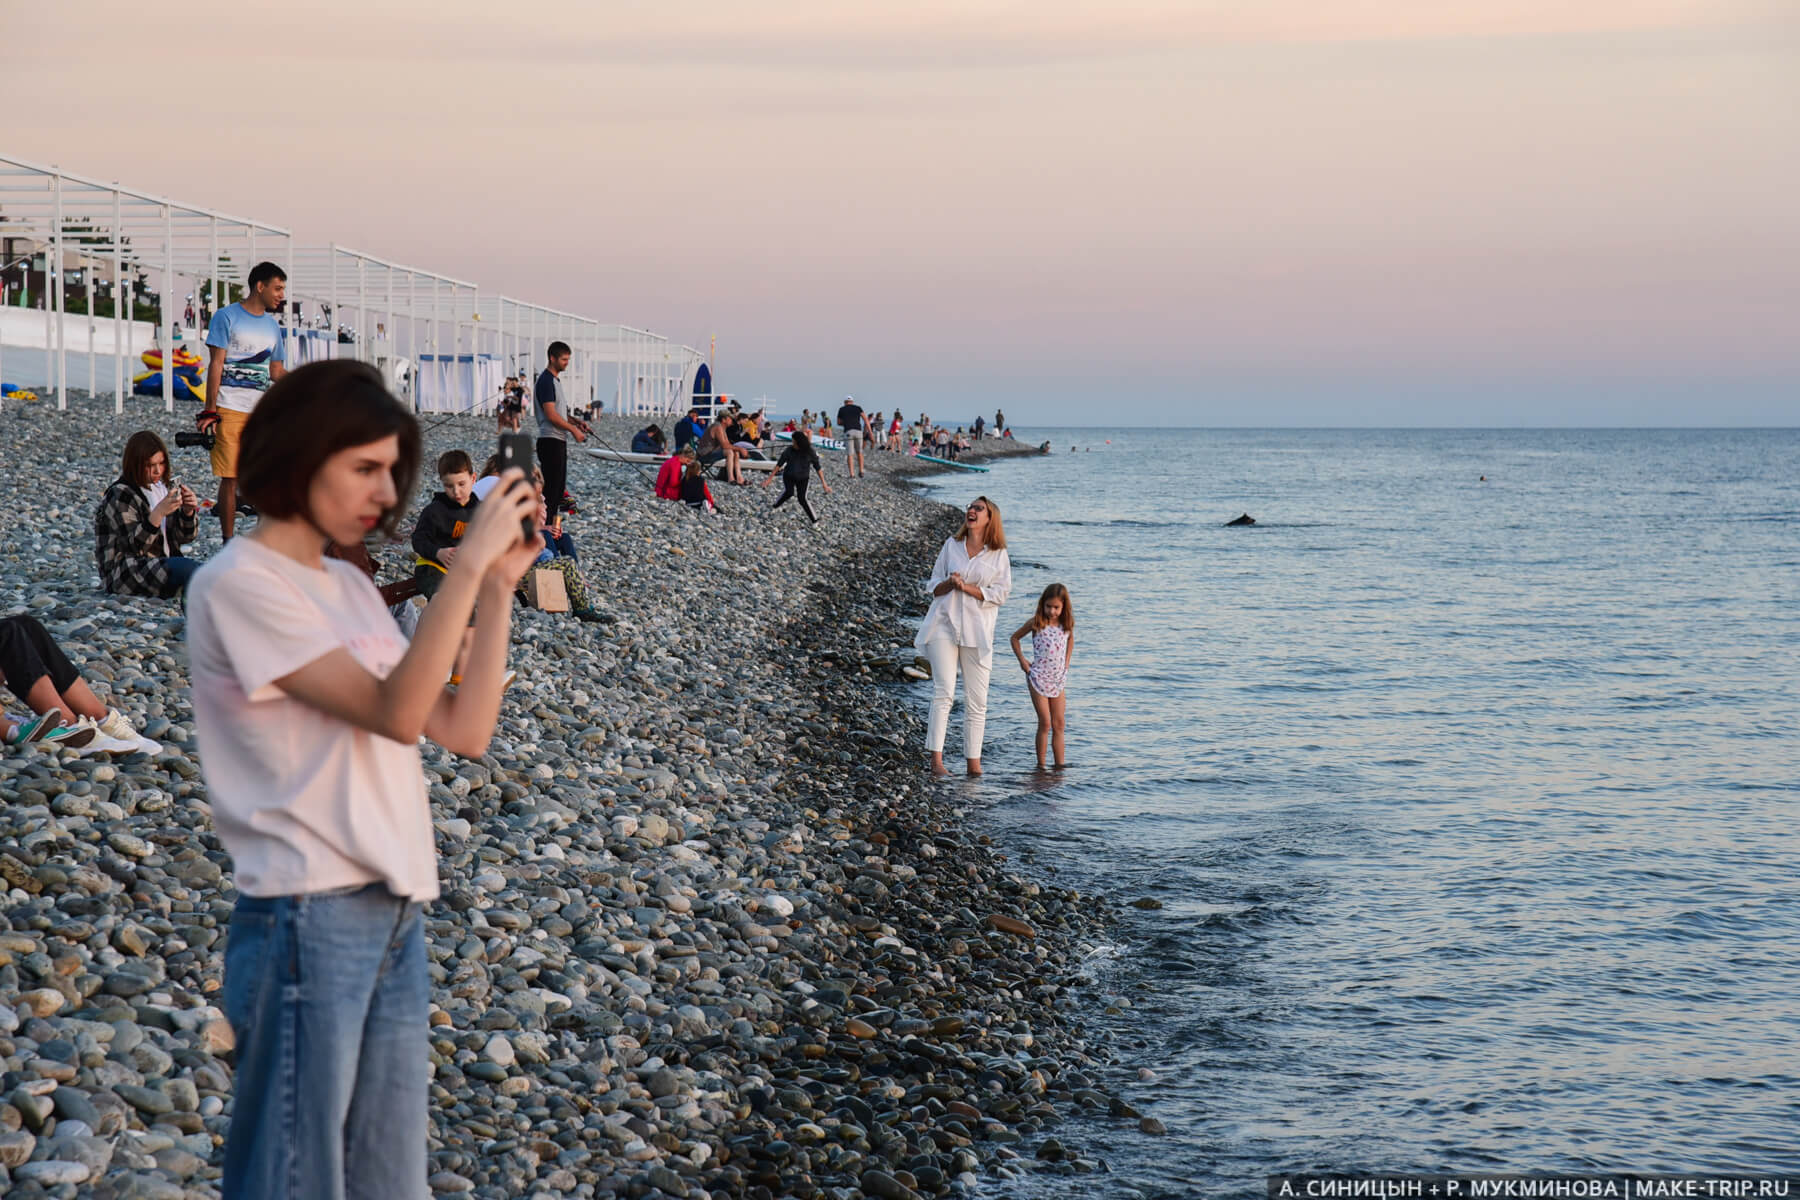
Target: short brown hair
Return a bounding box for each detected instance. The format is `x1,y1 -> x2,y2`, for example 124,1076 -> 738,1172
119,430 -> 171,487
239,360 -> 421,540
437,450 -> 474,478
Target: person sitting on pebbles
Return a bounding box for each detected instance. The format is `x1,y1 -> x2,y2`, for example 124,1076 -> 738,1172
95,430 -> 203,598
632,423 -> 667,456
1,613 -> 160,755
523,491 -> 612,622
412,450 -> 481,600
697,408 -> 748,485
656,444 -> 696,500
411,450 -> 484,682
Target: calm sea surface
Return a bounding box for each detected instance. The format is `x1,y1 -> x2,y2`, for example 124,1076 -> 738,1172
912,429 -> 1800,1198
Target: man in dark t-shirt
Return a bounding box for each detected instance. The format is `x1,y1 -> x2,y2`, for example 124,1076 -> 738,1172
836,395 -> 869,479
535,341 -> 588,536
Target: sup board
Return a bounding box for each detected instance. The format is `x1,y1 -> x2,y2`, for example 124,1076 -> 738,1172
775,431 -> 846,452
914,454 -> 988,472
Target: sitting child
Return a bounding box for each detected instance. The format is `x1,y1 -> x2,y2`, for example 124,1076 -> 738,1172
681,458 -> 716,512
412,450 -> 480,598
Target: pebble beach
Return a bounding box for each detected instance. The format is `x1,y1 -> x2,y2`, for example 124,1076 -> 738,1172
0,395 -> 1137,1200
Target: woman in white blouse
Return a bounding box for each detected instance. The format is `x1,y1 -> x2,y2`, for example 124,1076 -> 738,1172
915,496 -> 1013,776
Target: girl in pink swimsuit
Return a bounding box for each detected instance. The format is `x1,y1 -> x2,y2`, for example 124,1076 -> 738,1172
1009,583 -> 1075,770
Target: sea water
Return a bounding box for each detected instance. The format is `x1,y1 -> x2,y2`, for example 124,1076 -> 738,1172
912,428 -> 1799,1198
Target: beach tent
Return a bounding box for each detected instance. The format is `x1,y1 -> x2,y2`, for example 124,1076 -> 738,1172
416,353 -> 502,413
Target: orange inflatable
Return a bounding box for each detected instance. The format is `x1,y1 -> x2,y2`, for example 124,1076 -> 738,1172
141,347 -> 203,371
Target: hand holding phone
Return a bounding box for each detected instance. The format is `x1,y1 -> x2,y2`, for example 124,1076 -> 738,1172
497,433 -> 536,541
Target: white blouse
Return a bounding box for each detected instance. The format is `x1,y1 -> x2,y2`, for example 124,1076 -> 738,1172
914,536 -> 1013,661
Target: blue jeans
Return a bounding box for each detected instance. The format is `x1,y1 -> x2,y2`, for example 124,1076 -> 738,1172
165,555 -> 201,593
222,884 -> 428,1200
539,528 -> 577,560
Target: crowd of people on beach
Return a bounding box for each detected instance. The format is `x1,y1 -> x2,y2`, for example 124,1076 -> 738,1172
2,261 -> 1078,1194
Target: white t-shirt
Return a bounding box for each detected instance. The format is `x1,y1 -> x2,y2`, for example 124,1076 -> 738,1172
914,536 -> 1013,662
186,537 -> 439,901
472,474 -> 501,501
141,482 -> 170,556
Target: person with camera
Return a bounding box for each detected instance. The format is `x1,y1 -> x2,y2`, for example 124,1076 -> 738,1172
187,359 -> 541,1199
96,430 -> 203,597
535,340 -> 589,539
497,377 -> 525,434
199,261 -> 289,541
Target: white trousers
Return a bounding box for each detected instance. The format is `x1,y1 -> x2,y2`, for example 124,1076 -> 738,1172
925,638 -> 992,759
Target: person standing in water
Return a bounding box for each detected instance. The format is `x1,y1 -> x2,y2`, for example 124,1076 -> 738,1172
915,496 -> 1012,777
1010,583 -> 1074,770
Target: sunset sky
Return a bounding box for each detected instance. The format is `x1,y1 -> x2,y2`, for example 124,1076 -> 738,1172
11,0 -> 1799,425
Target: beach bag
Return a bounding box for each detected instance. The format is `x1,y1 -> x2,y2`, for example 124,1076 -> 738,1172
525,567 -> 570,612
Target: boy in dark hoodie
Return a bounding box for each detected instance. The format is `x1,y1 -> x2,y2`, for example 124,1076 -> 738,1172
412,450 -> 480,599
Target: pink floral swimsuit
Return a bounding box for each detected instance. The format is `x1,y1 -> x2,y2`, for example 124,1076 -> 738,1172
1028,625 -> 1068,698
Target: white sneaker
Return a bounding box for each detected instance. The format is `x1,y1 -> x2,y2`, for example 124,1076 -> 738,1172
100,709 -> 162,756
66,717 -> 140,758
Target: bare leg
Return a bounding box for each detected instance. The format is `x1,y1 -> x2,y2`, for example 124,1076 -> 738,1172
966,757 -> 982,777
22,676 -> 71,728
1030,686 -> 1052,770
1049,692 -> 1067,767
62,678 -> 108,721
930,751 -> 950,778
218,477 -> 237,540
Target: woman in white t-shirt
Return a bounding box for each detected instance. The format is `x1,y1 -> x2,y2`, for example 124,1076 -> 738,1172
914,495 -> 1012,777
186,359 -> 540,1200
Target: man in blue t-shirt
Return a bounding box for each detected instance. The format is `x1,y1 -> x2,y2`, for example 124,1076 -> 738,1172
201,261 -> 288,539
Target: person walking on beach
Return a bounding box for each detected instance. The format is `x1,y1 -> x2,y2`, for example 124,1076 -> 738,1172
187,359 -> 540,1200
200,260 -> 288,541
916,496 -> 1012,777
536,340 -> 588,538
837,394 -> 870,479
1010,583 -> 1074,770
763,429 -> 831,522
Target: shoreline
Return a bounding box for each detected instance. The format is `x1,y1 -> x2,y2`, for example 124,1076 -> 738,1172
0,394 -> 1121,1198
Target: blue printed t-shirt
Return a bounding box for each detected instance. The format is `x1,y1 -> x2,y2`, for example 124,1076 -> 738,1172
205,304 -> 286,414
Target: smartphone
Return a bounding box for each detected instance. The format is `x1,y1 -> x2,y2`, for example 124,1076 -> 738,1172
497,432 -> 536,541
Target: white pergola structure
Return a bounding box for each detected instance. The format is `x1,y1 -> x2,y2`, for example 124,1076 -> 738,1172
0,152 -> 289,413
286,245 -> 479,407
483,297 -> 603,417
595,325 -> 705,417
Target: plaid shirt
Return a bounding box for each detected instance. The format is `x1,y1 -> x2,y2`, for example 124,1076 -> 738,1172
94,480 -> 198,598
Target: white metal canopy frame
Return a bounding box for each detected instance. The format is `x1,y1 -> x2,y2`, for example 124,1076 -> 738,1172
1,148 -> 725,423
285,245 -> 481,408
0,152 -> 291,414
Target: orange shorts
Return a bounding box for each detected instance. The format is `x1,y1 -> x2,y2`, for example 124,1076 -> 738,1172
210,408 -> 251,478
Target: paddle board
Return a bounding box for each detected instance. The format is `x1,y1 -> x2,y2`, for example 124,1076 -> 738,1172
915,454 -> 988,472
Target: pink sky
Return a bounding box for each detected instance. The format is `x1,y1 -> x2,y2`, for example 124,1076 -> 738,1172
12,0 -> 1799,422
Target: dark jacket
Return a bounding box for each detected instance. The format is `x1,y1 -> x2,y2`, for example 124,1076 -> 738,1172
776,444 -> 821,482
411,491 -> 479,571
631,428 -> 666,456
94,480 -> 197,598
673,416 -> 706,451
